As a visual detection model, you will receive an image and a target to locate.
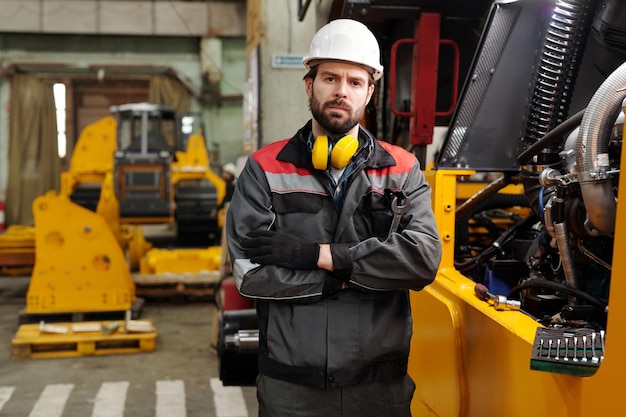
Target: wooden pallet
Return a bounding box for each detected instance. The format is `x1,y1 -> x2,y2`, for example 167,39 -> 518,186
12,320 -> 157,359
133,271 -> 220,300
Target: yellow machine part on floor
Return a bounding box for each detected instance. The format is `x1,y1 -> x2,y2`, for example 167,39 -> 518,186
0,225 -> 35,275
409,168 -> 624,416
139,246 -> 221,275
26,192 -> 135,314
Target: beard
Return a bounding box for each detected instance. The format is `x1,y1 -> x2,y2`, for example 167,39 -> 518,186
309,93 -> 364,137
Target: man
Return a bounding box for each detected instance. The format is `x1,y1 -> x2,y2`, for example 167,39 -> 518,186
219,162 -> 238,209
226,18 -> 442,417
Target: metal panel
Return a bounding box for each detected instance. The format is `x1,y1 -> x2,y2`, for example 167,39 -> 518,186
436,0 -> 554,172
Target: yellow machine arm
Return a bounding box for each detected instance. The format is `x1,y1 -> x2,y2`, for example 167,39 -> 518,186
60,116 -> 117,199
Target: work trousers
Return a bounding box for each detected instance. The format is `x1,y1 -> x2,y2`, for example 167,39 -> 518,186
256,373 -> 415,417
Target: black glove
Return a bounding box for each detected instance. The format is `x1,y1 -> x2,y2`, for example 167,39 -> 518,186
241,230 -> 320,270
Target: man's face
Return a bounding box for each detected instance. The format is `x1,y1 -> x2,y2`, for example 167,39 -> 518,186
306,61 -> 374,137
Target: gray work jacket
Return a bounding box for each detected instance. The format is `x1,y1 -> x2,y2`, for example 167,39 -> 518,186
226,122 -> 442,389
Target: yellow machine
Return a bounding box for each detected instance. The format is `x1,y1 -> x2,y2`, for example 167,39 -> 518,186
408,147 -> 623,415
60,103 -> 226,245
403,0 -> 626,414
24,103 -> 226,320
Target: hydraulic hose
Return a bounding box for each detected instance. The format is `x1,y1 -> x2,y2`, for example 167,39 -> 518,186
456,174 -> 512,221
455,214 -> 537,274
519,161 -> 562,220
456,193 -> 531,252
507,278 -> 608,313
517,108 -> 586,165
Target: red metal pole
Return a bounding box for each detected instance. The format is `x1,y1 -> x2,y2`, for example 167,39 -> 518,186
411,12 -> 440,146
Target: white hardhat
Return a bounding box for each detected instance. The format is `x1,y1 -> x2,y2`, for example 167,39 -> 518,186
303,19 -> 384,81
222,162 -> 238,177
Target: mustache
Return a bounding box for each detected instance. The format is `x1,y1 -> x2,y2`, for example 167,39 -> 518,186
324,99 -> 352,112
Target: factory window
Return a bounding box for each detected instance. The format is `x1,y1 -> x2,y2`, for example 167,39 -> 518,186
53,83 -> 67,158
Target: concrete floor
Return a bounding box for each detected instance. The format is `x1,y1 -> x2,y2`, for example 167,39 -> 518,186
0,275 -> 258,417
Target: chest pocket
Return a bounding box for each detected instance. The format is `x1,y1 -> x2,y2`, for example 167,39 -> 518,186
356,191 -> 394,238
272,192 -> 332,238
272,192 -> 324,213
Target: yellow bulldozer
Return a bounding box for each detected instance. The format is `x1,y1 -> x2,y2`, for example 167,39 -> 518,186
23,102 -> 225,323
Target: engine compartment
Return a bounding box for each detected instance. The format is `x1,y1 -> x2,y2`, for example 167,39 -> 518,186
448,0 -> 626,360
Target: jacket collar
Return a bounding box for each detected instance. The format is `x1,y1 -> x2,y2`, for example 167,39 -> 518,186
276,120 -> 397,170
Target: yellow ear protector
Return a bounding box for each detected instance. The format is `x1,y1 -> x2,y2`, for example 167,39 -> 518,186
311,135 -> 359,170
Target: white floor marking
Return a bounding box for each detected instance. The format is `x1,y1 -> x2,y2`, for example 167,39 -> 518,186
210,377 -> 249,417
156,379 -> 186,417
28,384 -> 74,417
91,381 -> 129,417
0,386 -> 15,412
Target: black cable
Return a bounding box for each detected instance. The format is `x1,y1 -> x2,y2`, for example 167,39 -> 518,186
517,108 -> 586,165
507,278 -> 607,312
455,213 -> 537,274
